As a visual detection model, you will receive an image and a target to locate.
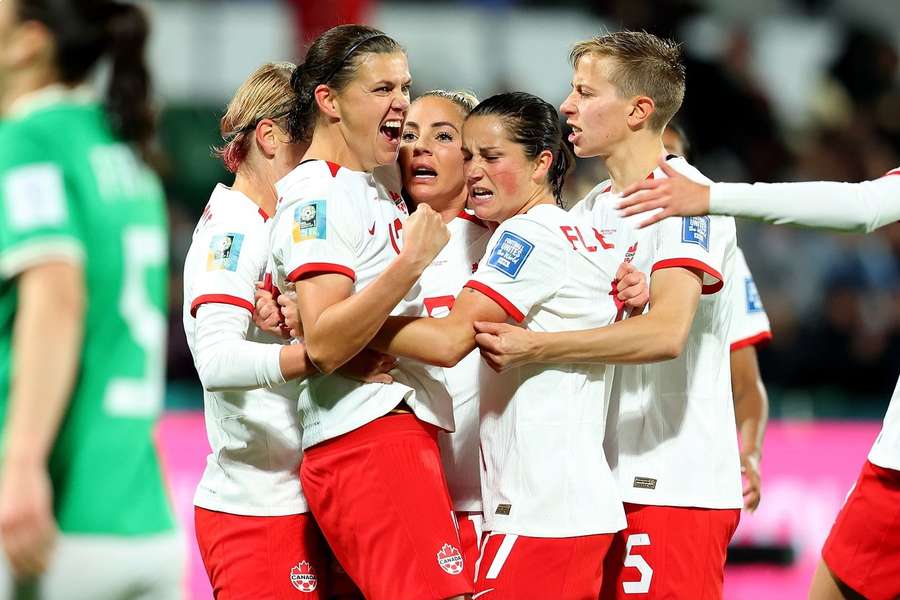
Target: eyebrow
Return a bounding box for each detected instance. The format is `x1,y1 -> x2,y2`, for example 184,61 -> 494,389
431,121 -> 459,132
404,121 -> 420,130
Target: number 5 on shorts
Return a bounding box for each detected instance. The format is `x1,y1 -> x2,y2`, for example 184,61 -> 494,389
623,534 -> 652,594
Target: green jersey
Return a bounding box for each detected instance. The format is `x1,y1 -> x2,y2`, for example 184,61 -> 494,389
0,88 -> 175,535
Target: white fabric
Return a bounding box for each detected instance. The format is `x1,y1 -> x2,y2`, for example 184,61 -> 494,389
466,204 -> 626,538
183,184 -> 306,516
869,378 -> 900,471
573,157 -> 743,510
708,169 -> 900,234
0,531 -> 185,600
270,160 -> 453,449
727,247 -> 772,349
394,212 -> 492,511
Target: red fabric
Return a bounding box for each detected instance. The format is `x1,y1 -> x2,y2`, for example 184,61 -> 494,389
194,508 -> 332,599
599,503 -> 740,600
475,532 -> 614,600
730,330 -> 772,352
822,460 -> 900,600
456,511 -> 484,575
300,414 -> 474,600
287,262 -> 355,283
651,258 -> 724,294
464,280 -> 526,322
191,294 -> 254,317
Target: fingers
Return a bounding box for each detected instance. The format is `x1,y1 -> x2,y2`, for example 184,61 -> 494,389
637,207 -> 672,229
618,177 -> 663,201
474,331 -> 503,354
473,320 -> 512,335
658,156 -> 678,177
2,516 -> 55,577
618,197 -> 666,218
615,261 -> 636,282
365,373 -> 394,384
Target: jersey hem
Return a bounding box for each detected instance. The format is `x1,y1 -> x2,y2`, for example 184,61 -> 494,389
730,330 -> 772,352
287,262 -> 356,283
651,257 -> 724,294
190,294 -> 254,317
0,237 -> 85,278
464,280 -> 525,322
193,497 -> 310,517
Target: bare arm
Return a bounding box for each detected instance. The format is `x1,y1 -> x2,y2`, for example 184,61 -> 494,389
731,345 -> 768,512
476,267 -> 702,370
370,288 -> 509,368
0,262 -> 84,576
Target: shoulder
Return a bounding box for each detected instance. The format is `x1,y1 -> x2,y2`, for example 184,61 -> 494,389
203,185 -> 268,233
570,179 -> 613,214
659,157 -> 713,185
491,208 -> 566,252
277,160 -> 346,205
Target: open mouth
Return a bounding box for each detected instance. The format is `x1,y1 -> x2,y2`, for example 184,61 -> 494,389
380,119 -> 402,143
412,167 -> 437,180
470,186 -> 494,202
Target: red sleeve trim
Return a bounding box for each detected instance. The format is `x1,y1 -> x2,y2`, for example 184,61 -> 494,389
730,330 -> 772,352
258,207 -> 269,221
456,210 -> 488,228
191,294 -> 254,317
326,161 -> 342,177
287,262 -> 356,283
651,258 -> 724,294
464,280 -> 525,323
883,168 -> 900,177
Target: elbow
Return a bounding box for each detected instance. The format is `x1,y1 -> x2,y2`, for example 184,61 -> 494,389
304,342 -> 343,375
433,330 -> 475,368
196,362 -> 228,393
656,327 -> 690,362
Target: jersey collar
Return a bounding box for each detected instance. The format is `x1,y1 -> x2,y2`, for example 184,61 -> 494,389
7,84 -> 96,120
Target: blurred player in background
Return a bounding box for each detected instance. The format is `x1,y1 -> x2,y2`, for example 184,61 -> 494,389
184,62 -> 363,600
663,122 -> 770,512
616,164 -> 900,600
474,31 -> 742,599
0,1 -> 184,598
268,25 -> 469,600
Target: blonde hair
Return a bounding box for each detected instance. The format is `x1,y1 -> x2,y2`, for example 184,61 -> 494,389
570,31 -> 685,131
418,89 -> 479,114
214,62 -> 296,173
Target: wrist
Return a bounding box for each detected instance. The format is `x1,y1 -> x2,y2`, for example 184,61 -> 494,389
2,447 -> 48,470
395,250 -> 429,276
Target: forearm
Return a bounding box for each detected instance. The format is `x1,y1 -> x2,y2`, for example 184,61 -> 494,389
731,346 -> 768,455
4,266 -> 84,466
304,255 -> 425,373
371,315 -> 475,368
709,179 -> 900,233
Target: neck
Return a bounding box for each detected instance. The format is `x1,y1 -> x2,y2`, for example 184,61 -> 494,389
232,166 -> 277,217
1,70 -> 61,116
414,186 -> 468,224
304,124 -> 369,172
516,186 -> 556,217
602,130 -> 666,193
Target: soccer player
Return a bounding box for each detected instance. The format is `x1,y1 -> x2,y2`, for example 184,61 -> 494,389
369,92 -> 627,600
616,164 -> 900,600
474,32 -> 742,599
0,1 -> 183,598
267,25 -> 469,600
664,123 -> 770,511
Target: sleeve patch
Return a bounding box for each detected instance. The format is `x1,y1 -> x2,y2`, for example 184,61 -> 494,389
3,164 -> 67,231
681,216 -> 710,251
206,233 -> 244,271
744,276 -> 764,313
292,200 -> 326,242
487,231 -> 534,279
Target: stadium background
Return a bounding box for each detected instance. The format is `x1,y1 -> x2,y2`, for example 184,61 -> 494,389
138,0 -> 899,597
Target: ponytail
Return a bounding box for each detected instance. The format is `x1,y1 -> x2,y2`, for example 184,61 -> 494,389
550,144 -> 574,207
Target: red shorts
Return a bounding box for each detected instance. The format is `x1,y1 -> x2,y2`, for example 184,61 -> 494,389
474,531 -> 614,600
599,503 -> 740,600
194,508 -> 331,599
822,460 -> 900,600
300,413 -> 473,600
456,511 -> 484,572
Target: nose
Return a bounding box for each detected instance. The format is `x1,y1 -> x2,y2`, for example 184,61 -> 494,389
392,89 -> 410,113
464,160 -> 483,184
560,92 -> 576,117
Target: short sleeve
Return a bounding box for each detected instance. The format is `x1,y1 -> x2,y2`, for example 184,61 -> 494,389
189,218 -> 267,317
728,248 -> 772,351
464,217 -> 566,322
650,214 -> 734,294
0,136 -> 84,277
277,179 -> 361,283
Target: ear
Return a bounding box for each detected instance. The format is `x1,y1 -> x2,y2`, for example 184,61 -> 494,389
627,95 -> 656,130
531,149 -> 554,186
254,119 -> 278,159
313,83 -> 341,121
6,21 -> 54,68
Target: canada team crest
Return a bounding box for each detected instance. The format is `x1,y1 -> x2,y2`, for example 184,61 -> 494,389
436,543 -> 464,575
290,561 -> 318,593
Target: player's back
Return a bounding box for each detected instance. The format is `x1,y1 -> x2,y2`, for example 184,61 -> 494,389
0,96 -> 174,535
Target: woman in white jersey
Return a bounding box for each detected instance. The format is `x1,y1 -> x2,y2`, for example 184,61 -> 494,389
266,25 -> 469,600
370,92 -> 627,600
616,162 -> 900,600
183,63 -> 382,600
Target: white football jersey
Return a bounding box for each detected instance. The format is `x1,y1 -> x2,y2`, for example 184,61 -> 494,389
183,184 -> 306,516
394,211 -> 492,512
869,380 -> 900,471
269,160 -> 453,449
727,247 -> 772,351
573,156 -> 743,510
467,204 -> 626,538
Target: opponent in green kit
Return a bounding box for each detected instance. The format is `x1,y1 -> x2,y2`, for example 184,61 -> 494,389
0,1 -> 183,598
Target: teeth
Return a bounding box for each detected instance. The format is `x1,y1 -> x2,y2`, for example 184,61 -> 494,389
472,187 -> 493,197
384,120 -> 401,129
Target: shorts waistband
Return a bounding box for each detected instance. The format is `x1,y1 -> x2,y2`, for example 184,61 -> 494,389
304,412 -> 437,457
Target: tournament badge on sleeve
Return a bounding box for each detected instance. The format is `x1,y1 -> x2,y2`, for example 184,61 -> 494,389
292,200 -> 327,243
206,233 -> 243,271
488,231 -> 534,279
681,215 -> 710,251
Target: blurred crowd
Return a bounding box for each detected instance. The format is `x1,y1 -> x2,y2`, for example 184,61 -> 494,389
163,0 -> 900,416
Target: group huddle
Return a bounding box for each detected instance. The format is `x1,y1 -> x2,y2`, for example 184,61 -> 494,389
183,26 -> 771,600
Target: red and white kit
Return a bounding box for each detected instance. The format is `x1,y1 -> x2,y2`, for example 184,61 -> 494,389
573,157 -> 742,599
183,184 -> 331,598
466,204 -> 626,600
268,160 -> 470,600
727,247 -> 772,352
394,209 -> 492,568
